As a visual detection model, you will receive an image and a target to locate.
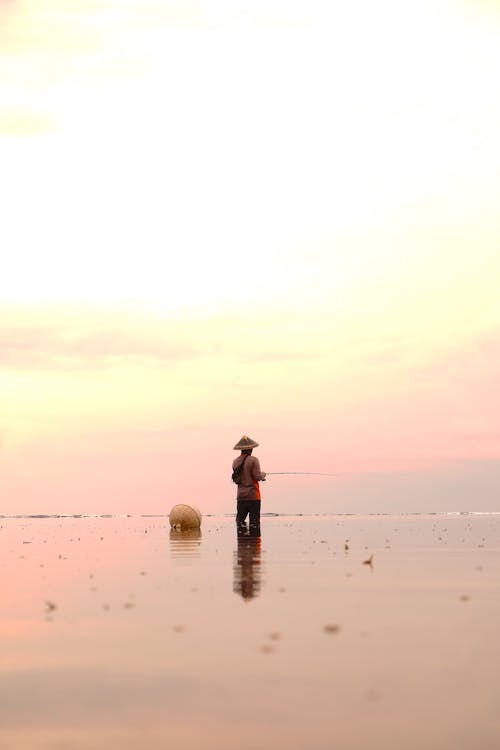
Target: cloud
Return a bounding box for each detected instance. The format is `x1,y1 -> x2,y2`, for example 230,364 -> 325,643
242,349 -> 321,364
2,308 -> 499,386
417,326 -> 500,391
460,433 -> 500,442
330,457 -> 500,513
344,334 -> 410,367
0,108 -> 55,135
0,307 -> 317,373
0,319 -> 199,370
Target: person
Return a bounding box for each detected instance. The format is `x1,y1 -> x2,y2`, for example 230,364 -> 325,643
232,435 -> 266,532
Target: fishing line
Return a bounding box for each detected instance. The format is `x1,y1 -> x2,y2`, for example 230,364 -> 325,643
266,472 -> 338,477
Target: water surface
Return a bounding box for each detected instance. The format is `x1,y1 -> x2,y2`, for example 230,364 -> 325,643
1,513 -> 499,749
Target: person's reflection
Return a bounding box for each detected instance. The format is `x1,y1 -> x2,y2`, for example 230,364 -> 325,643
169,528 -> 202,560
233,525 -> 262,601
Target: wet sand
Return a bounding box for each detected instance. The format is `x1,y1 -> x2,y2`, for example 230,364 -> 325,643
0,512 -> 499,750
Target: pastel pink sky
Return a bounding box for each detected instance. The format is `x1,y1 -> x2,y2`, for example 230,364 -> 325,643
1,0 -> 499,514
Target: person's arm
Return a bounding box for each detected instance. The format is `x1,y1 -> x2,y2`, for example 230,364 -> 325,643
251,457 -> 266,481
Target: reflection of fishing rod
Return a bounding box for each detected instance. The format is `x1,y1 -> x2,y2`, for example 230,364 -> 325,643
266,472 -> 338,477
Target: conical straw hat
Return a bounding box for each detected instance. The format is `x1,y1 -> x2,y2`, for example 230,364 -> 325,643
233,435 -> 259,451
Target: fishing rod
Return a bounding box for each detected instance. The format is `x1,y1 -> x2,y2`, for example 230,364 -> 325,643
266,472 -> 338,477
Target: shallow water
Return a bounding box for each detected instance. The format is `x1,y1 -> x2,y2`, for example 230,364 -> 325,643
0,513 -> 499,749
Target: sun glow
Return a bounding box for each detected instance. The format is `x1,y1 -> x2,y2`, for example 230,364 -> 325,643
1,0 -> 499,513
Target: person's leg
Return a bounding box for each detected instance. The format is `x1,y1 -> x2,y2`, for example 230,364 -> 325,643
248,500 -> 261,533
236,500 -> 249,527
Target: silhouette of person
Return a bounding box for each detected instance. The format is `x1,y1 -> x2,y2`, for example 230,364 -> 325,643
232,435 -> 266,533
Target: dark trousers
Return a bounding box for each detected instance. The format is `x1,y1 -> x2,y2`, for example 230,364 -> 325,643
236,500 -> 261,530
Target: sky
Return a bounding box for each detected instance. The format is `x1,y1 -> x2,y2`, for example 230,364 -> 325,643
1,0 -> 499,515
